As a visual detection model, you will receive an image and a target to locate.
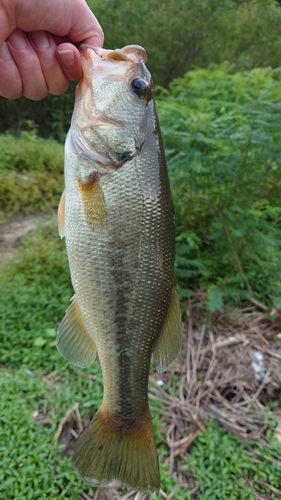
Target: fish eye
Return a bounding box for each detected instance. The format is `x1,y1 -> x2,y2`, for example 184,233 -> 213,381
131,78 -> 151,100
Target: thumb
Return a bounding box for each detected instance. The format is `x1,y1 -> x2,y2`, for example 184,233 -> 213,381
68,1 -> 104,46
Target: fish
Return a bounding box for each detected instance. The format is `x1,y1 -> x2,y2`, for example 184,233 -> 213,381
57,44 -> 182,493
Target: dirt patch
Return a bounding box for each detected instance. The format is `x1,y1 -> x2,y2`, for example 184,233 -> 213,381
0,213 -> 53,263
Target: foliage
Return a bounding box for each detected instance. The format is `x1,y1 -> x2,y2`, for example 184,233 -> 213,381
157,64 -> 281,307
89,0 -> 281,84
2,0 -> 281,139
182,419 -> 281,499
0,132 -> 64,217
0,86 -> 75,142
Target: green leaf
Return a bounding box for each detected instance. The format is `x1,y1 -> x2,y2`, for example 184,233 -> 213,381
207,287 -> 223,312
33,337 -> 47,347
45,328 -> 56,338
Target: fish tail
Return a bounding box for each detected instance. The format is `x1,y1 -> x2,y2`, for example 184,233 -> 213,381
72,405 -> 160,492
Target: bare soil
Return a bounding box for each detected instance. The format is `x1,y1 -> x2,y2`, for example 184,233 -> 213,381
0,213 -> 50,263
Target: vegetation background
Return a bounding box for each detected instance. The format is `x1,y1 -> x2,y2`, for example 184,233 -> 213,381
1,0 -> 281,498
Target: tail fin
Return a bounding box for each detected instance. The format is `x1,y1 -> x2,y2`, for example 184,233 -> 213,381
72,406 -> 160,492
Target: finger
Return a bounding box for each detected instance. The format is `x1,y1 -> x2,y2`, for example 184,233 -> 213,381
29,31 -> 69,95
0,41 -> 22,99
56,42 -> 83,81
68,1 -> 104,47
7,29 -> 48,100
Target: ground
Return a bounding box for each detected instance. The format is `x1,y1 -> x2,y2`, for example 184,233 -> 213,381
2,215 -> 281,499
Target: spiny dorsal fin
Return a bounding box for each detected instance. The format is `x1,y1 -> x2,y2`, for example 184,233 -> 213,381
152,287 -> 182,374
57,296 -> 97,367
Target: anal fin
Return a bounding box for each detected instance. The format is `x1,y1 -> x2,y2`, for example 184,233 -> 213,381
152,287 -> 182,374
57,296 -> 97,367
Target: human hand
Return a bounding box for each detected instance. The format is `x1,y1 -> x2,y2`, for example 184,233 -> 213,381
0,0 -> 103,100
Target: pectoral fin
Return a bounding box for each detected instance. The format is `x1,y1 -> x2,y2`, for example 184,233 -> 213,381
79,177 -> 107,231
57,296 -> 97,367
58,190 -> 66,239
152,287 -> 182,374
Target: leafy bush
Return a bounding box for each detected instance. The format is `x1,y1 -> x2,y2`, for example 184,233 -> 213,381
158,64 -> 281,307
0,133 -> 64,216
90,0 -> 281,85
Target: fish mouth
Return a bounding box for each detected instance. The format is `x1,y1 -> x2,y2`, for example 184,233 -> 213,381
78,44 -> 151,100
80,44 -> 147,65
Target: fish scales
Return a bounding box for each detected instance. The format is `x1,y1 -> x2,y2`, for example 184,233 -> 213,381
57,44 -> 182,492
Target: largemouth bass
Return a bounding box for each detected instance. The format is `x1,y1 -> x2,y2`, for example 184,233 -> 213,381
57,44 -> 182,493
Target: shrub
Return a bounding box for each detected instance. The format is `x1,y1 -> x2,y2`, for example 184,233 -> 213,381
0,133 -> 64,216
158,64 -> 281,307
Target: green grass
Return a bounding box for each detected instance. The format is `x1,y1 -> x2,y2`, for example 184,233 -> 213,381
1,220 -> 281,499
184,419 -> 281,499
0,369 -> 95,500
0,221 -> 71,368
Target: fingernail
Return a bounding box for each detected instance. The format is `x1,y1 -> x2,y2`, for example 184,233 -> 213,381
8,29 -> 27,50
0,41 -> 12,61
57,50 -> 75,67
30,31 -> 50,49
